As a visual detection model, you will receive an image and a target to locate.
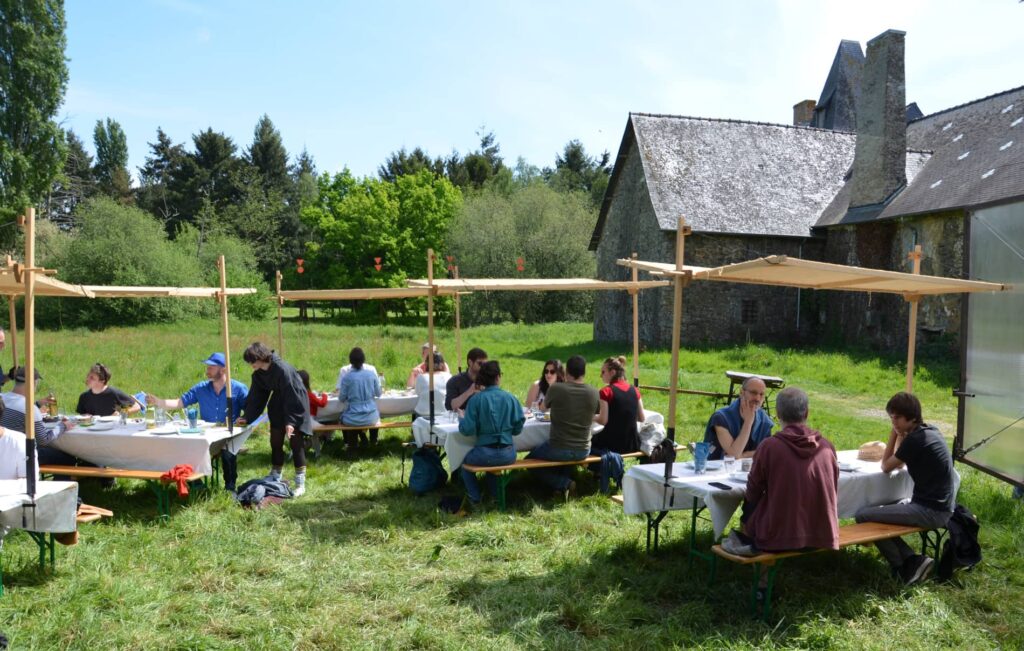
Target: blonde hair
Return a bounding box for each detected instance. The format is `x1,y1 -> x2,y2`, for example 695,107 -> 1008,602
602,356 -> 627,382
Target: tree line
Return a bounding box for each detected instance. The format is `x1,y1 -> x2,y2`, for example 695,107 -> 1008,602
2,0 -> 613,327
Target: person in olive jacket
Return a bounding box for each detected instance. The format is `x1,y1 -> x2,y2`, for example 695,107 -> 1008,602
238,342 -> 313,497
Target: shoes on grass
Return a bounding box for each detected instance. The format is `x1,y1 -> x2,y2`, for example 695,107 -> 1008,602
900,554 -> 934,585
558,480 -> 577,502
722,530 -> 758,557
292,484 -> 306,498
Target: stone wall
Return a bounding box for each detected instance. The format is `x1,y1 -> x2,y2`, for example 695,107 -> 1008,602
821,210 -> 965,350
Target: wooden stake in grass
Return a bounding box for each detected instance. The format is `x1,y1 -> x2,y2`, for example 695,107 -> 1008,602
23,207 -> 38,498
665,217 -> 692,483
7,294 -> 17,369
904,244 -> 922,393
427,249 -> 436,429
631,251 -> 640,388
275,269 -> 284,359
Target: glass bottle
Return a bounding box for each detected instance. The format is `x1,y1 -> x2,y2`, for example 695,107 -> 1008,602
47,392 -> 58,418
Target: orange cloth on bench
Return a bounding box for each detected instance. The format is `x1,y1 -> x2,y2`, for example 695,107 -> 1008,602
161,464 -> 195,497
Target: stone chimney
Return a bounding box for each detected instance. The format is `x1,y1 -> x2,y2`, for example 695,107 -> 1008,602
850,29 -> 907,207
793,100 -> 816,126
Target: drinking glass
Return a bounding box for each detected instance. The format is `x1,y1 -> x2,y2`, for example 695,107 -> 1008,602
186,407 -> 199,429
693,442 -> 710,474
723,455 -> 736,474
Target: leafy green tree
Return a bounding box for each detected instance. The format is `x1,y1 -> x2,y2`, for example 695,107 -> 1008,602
175,224 -> 272,320
137,127 -> 185,223
92,117 -> 132,202
378,146 -> 444,183
0,0 -> 68,235
245,114 -> 289,193
167,128 -> 241,231
290,146 -> 318,208
547,139 -> 611,207
447,183 -> 596,324
219,166 -> 299,279
46,128 -> 94,224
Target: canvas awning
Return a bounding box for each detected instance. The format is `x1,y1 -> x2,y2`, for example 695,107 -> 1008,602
617,255 -> 1008,296
277,287 -> 434,301
0,262 -> 95,298
406,278 -> 669,293
83,286 -> 256,298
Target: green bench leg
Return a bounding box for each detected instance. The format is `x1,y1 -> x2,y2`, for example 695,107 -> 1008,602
26,531 -> 55,572
497,472 -> 512,511
148,481 -> 172,521
212,454 -> 221,486
751,561 -> 781,621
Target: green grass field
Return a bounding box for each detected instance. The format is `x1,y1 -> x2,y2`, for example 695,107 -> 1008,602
2,319 -> 1021,649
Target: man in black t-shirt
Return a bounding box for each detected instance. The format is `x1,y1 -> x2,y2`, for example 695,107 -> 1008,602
444,347 -> 487,412
856,392 -> 956,585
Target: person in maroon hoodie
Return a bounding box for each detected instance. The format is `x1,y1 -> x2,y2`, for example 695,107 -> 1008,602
724,386 -> 839,556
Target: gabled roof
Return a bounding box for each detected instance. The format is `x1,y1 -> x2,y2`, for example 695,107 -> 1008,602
591,113 -> 856,242
814,40 -> 864,132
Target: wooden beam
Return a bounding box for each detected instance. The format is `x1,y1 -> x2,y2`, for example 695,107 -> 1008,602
905,245 -> 922,393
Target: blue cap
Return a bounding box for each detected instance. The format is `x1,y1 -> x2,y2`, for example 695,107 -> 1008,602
202,352 -> 226,367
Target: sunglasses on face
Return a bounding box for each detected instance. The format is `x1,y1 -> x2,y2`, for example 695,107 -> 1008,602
545,369 -> 557,375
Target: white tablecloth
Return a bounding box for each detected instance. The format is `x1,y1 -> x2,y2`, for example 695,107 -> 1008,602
316,392 -> 419,422
0,479 -> 79,536
622,449 -> 915,538
412,410 -> 664,472
50,419 -> 261,476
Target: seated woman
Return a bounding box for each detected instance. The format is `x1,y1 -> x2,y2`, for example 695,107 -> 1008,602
414,352 -> 451,419
406,343 -> 450,388
458,361 -> 524,506
524,359 -> 565,410
76,363 -> 140,416
297,369 -> 329,419
339,347 -> 381,451
591,356 -> 645,454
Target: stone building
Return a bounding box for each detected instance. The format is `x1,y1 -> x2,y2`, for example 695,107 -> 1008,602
591,29 -> 1024,351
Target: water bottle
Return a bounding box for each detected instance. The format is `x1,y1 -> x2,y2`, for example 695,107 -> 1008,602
380,374 -> 386,394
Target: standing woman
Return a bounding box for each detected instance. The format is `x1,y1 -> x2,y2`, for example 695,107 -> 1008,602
340,347 -> 381,451
239,342 -> 313,497
524,359 -> 565,410
76,363 -> 140,416
591,356 -> 645,454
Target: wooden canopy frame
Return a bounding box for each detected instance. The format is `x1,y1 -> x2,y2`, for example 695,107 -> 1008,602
616,217 -> 1011,483
11,210 -> 257,498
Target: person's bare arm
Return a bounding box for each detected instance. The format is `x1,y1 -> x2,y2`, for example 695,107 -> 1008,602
880,427 -> 906,472
594,399 -> 609,425
449,385 -> 478,411
146,393 -> 183,410
636,398 -> 646,422
526,382 -> 541,409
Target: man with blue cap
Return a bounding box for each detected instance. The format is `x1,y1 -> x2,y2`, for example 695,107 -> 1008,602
147,352 -> 249,490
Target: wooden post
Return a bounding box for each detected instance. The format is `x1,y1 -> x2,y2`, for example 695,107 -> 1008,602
427,249 -> 436,428
665,217 -> 691,484
24,208 -> 38,497
454,265 -> 463,373
631,252 -> 640,387
8,295 -> 17,369
275,269 -> 284,358
218,256 -> 234,433
905,244 -> 923,393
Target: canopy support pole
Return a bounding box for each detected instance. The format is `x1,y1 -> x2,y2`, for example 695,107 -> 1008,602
454,266 -> 463,374
905,244 -> 923,393
275,270 -> 284,358
631,252 -> 640,387
7,295 -> 17,369
218,256 -> 234,435
427,249 -> 436,429
23,208 -> 38,499
665,217 -> 691,483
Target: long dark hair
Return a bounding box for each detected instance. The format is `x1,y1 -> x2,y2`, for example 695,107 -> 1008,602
349,347 -> 366,370
538,359 -> 565,394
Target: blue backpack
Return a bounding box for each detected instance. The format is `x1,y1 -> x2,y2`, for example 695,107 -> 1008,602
409,447 -> 447,495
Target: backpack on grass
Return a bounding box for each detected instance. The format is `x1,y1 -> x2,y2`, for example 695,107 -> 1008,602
937,503 -> 981,582
409,447 -> 447,495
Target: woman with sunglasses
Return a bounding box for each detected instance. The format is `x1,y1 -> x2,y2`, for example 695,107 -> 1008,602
525,359 -> 565,411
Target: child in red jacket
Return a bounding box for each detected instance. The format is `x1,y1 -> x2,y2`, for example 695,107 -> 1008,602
298,370 -> 329,417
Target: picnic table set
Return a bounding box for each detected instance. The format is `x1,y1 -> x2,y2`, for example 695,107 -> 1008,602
314,390 -> 420,423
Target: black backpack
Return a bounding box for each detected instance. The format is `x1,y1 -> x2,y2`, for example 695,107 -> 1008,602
937,503 -> 982,582
409,447 -> 448,495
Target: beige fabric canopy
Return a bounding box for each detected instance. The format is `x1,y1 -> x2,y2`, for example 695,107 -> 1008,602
277,287 -> 433,301
618,255 -> 1007,296
407,277 -> 669,293
0,261 -> 95,298
83,286 -> 256,298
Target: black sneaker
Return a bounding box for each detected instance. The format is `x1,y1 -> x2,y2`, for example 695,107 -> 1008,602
900,554 -> 934,585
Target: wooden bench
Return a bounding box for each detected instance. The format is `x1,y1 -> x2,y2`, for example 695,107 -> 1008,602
463,451 -> 646,510
40,465 -> 207,519
711,522 -> 932,620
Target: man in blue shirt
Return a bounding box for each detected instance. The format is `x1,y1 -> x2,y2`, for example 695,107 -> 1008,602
147,352 -> 249,491
703,376 -> 774,460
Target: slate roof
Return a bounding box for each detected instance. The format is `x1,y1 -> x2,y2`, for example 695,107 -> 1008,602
814,40 -> 864,132
590,113 -> 856,248
815,85 -> 1024,226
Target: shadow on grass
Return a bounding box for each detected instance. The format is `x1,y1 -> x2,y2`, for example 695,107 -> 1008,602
444,530 -> 934,645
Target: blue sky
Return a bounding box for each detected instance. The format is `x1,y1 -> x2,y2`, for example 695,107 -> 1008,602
62,0 -> 1024,182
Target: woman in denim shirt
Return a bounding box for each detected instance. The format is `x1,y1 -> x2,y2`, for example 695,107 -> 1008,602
340,347 -> 381,451
458,361 -> 525,506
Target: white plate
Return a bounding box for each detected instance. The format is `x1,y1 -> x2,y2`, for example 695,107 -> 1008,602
88,421 -> 116,431
729,471 -> 750,483
839,461 -> 858,472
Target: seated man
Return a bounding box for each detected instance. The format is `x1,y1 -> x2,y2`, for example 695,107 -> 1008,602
703,376 -> 774,460
724,387 -> 839,557
0,366 -> 77,467
147,352 -> 249,491
0,399 -> 39,481
445,347 -> 487,413
527,355 -> 600,498
855,392 -> 956,585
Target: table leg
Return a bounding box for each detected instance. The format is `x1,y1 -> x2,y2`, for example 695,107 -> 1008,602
149,481 -> 171,521
646,511 -> 669,553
